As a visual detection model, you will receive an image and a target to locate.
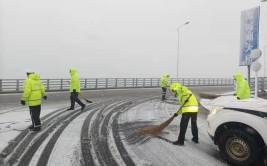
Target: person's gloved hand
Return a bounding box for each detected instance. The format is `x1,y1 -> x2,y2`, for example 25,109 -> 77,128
185,99 -> 189,103
237,97 -> 240,100
73,89 -> 76,93
43,96 -> 47,100
173,113 -> 178,117
21,100 -> 25,105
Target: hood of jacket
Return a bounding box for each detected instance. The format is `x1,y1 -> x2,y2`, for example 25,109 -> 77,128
28,74 -> 40,81
170,82 -> 181,91
177,86 -> 190,94
70,68 -> 77,76
233,73 -> 244,81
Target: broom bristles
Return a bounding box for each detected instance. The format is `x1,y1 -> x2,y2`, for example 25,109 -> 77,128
198,92 -> 221,99
136,116 -> 175,136
85,99 -> 93,103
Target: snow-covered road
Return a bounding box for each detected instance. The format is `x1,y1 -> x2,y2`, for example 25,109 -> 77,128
118,99 -> 228,166
0,87 -> 233,166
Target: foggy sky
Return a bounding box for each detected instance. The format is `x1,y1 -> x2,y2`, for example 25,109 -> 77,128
0,0 -> 266,79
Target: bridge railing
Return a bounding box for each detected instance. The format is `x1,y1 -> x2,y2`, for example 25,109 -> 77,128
0,78 -> 238,93
250,77 -> 267,94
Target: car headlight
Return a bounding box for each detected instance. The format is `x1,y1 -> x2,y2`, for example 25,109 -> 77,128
210,106 -> 224,115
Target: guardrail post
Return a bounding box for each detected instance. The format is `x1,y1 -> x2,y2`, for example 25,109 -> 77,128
47,79 -> 50,91
136,78 -> 138,87
143,78 -> 145,87
115,78 -> 118,88
106,78 -> 108,88
95,78 -> 98,88
124,78 -> 126,87
60,79 -> 63,90
263,77 -> 266,93
0,79 -> 2,92
84,79 -> 87,89
16,80 -> 19,91
158,78 -> 160,87
150,78 -> 152,87
132,78 -> 134,87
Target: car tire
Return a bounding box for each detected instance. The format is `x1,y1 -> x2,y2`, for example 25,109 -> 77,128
218,129 -> 261,166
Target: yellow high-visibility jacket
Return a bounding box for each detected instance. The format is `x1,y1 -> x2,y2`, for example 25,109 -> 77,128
233,73 -> 250,100
70,68 -> 81,92
175,86 -> 198,114
21,74 -> 46,106
161,75 -> 169,88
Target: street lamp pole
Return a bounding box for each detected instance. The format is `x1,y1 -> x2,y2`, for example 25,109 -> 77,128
177,21 -> 190,79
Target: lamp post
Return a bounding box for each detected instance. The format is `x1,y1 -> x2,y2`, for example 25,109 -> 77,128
177,21 -> 190,79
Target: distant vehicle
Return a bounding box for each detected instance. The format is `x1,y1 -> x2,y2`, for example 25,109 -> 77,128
206,96 -> 267,166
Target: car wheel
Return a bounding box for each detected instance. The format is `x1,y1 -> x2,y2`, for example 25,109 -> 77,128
218,129 -> 261,166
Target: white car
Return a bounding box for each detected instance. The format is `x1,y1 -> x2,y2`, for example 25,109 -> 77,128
206,96 -> 267,166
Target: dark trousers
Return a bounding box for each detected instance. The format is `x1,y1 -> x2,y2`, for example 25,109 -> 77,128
70,92 -> 84,108
29,105 -> 41,128
178,112 -> 198,143
162,87 -> 167,100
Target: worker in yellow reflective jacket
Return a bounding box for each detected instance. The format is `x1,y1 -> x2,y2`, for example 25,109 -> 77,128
233,73 -> 250,100
169,82 -> 181,97
21,71 -> 47,131
67,68 -> 86,110
160,73 -> 170,100
170,85 -> 199,146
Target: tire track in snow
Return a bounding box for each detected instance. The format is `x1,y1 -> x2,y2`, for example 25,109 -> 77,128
80,100 -> 115,166
90,98 -> 133,166
117,99 -> 228,166
0,106 -> 68,163
16,101 -> 105,166
111,98 -> 157,166
3,102 -> 100,165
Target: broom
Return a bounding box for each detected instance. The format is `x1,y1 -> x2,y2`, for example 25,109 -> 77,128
79,93 -> 93,103
198,92 -> 234,99
136,94 -> 192,136
66,81 -> 93,103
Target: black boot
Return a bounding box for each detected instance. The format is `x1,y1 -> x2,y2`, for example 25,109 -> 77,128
192,138 -> 199,143
81,104 -> 86,111
172,140 -> 184,146
28,125 -> 34,130
30,127 -> 41,132
67,107 -> 74,110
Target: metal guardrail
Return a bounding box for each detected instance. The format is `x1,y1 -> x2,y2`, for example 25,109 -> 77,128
250,77 -> 267,94
0,78 -> 236,93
